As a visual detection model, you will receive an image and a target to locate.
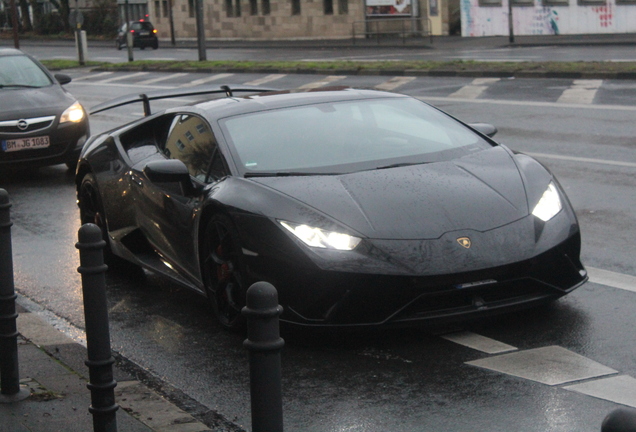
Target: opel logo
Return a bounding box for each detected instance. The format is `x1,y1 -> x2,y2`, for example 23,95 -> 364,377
457,237 -> 471,249
17,119 -> 28,131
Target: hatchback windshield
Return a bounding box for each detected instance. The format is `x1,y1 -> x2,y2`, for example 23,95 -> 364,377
221,97 -> 493,175
0,55 -> 52,88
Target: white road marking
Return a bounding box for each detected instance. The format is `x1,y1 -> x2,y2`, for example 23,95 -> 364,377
587,267 -> 636,292
526,152 -> 636,169
71,71 -> 114,81
98,72 -> 150,83
448,78 -> 500,99
179,73 -> 234,87
441,331 -> 517,354
297,75 -> 346,90
557,79 -> 603,104
137,72 -> 189,85
244,74 -> 287,86
564,375 -> 636,408
420,96 -> 636,112
466,346 -> 618,386
375,76 -> 417,91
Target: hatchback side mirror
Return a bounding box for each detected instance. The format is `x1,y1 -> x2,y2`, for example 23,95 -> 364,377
55,74 -> 72,85
468,123 -> 498,138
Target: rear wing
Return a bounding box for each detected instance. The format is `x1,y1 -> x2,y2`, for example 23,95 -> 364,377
89,84 -> 278,116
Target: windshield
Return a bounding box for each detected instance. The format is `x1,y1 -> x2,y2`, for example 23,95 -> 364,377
220,97 -> 493,175
0,55 -> 52,88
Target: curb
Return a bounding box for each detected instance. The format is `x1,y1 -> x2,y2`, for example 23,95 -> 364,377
15,299 -> 244,432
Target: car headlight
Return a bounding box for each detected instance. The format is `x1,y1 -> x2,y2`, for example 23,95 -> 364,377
532,182 -> 562,222
280,221 -> 361,251
60,101 -> 85,124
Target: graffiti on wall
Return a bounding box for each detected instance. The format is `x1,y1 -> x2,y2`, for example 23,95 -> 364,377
461,0 -> 632,36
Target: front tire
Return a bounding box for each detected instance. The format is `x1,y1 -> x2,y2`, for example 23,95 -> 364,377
201,214 -> 249,330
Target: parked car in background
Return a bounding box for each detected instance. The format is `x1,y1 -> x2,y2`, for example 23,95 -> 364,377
116,20 -> 159,50
0,48 -> 89,171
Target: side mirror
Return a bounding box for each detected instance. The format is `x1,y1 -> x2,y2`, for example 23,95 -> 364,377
143,159 -> 196,196
468,123 -> 498,138
55,73 -> 72,85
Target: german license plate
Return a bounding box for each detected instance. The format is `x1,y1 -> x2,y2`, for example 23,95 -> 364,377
1,136 -> 50,152
139,31 -> 149,36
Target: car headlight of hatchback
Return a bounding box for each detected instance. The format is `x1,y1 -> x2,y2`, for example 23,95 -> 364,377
280,221 -> 361,251
532,182 -> 562,222
60,101 -> 85,124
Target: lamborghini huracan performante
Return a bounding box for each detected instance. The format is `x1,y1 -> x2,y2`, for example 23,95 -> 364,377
76,86 -> 587,329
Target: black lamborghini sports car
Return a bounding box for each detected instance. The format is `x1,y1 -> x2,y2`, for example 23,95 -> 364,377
76,86 -> 587,329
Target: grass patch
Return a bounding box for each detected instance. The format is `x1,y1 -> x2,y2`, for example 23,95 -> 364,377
41,59 -> 108,70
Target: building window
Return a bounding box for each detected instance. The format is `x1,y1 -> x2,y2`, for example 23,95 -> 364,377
250,0 -> 258,14
154,0 -> 160,17
324,0 -> 333,14
511,0 -> 533,5
338,0 -> 348,14
226,0 -> 234,16
291,0 -> 301,15
541,0 -> 568,5
578,0 -> 605,4
188,0 -> 195,17
478,0 -> 501,6
262,0 -> 271,14
162,0 -> 168,17
235,0 -> 242,16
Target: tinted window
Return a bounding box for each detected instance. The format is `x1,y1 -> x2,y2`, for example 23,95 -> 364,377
221,97 -> 492,175
164,114 -> 221,182
0,55 -> 52,88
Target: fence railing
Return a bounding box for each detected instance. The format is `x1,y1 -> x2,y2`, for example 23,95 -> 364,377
352,17 -> 433,45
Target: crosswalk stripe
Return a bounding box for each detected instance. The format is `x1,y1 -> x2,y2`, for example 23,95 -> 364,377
441,331 -> 517,354
297,75 -> 346,90
179,73 -> 234,87
557,79 -> 603,104
137,73 -> 189,85
448,78 -> 500,99
587,267 -> 636,292
99,72 -> 150,84
375,76 -> 416,91
244,74 -> 287,86
71,71 -> 114,81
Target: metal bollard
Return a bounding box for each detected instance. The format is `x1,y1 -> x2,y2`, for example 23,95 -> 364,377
602,408 -> 636,432
0,189 -> 29,403
242,281 -> 285,432
76,223 -> 118,432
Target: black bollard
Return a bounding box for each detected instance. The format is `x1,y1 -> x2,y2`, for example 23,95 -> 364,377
242,281 -> 285,432
602,408 -> 636,432
0,189 -> 29,403
76,223 -> 118,432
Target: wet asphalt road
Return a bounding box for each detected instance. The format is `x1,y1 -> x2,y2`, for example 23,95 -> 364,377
2,67 -> 636,431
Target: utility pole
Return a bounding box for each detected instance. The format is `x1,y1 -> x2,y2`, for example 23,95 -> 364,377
195,0 -> 206,60
124,0 -> 134,61
508,0 -> 514,43
168,0 -> 175,45
10,0 -> 18,48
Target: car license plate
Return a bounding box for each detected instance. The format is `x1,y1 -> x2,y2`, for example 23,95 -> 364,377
139,31 -> 149,36
1,136 -> 50,152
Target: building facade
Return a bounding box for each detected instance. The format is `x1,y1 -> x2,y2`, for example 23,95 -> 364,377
146,0 -> 457,40
461,0 -> 636,36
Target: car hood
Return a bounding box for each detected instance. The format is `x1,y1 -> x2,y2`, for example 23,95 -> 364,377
250,147 -> 529,240
0,85 -> 73,120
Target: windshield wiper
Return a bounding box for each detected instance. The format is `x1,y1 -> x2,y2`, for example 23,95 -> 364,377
244,171 -> 339,178
375,162 -> 429,170
0,84 -> 42,89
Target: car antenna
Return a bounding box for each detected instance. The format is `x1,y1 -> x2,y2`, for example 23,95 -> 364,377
221,85 -> 233,97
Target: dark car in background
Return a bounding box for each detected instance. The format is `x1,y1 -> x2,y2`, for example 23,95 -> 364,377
0,48 -> 89,171
76,86 -> 588,330
116,20 -> 159,50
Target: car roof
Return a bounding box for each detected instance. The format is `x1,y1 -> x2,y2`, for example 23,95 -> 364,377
0,48 -> 25,57
195,88 -> 409,119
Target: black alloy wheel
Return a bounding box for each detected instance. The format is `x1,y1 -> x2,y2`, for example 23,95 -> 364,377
202,214 -> 248,330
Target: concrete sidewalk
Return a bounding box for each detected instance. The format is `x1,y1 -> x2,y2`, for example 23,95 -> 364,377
0,304 -> 215,432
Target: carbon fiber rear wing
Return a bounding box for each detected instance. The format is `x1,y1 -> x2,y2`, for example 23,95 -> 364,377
89,84 -> 278,116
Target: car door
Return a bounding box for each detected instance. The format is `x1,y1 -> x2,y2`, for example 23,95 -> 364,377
132,113 -> 227,286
